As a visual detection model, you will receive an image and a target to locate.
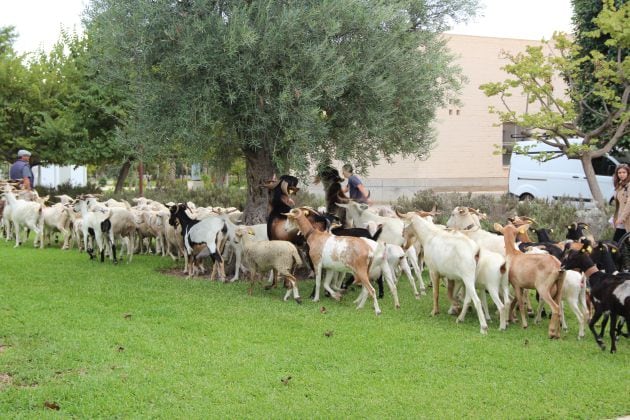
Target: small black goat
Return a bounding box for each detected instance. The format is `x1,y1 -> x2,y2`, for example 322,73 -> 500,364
562,247 -> 630,353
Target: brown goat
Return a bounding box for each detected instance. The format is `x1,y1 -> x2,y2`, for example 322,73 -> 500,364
496,223 -> 566,338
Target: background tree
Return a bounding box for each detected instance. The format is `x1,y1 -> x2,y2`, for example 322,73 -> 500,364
86,0 -> 478,223
0,25 -> 132,188
571,0 -> 629,150
0,27 -> 41,162
480,0 -> 629,207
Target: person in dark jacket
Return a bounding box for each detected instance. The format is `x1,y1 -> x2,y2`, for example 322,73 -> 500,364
341,164 -> 371,204
9,149 -> 34,190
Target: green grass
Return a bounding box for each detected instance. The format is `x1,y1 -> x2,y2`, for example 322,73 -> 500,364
0,239 -> 629,418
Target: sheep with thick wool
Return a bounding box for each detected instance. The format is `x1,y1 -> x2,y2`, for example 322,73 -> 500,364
233,227 -> 302,303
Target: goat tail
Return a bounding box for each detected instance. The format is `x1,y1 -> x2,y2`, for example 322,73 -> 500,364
499,262 -> 507,275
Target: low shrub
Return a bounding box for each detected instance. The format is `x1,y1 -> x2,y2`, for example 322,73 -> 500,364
106,183 -> 248,209
393,190 -> 614,242
36,181 -> 102,199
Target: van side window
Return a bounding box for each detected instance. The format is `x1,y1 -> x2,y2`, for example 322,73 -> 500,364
592,157 -> 616,176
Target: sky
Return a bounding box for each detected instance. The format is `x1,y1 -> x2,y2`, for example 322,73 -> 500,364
0,0 -> 574,55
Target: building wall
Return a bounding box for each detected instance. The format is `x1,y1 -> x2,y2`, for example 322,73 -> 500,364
308,34 -> 565,201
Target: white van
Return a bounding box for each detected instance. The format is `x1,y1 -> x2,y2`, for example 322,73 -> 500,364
508,139 -> 623,204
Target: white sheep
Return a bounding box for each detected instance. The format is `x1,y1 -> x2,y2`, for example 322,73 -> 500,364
234,228 -> 302,303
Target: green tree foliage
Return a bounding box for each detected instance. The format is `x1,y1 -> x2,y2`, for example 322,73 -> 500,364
572,0 -> 629,148
86,0 -> 478,222
29,32 -> 130,166
480,0 -> 629,207
0,27 -> 40,161
0,26 -> 130,170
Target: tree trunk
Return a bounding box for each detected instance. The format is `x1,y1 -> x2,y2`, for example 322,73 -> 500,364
242,147 -> 277,225
581,153 -> 606,208
114,158 -> 132,194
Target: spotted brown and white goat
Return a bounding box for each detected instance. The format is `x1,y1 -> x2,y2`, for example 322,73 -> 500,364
283,208 -> 381,315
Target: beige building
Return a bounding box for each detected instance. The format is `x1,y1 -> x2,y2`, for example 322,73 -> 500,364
309,34 -> 564,201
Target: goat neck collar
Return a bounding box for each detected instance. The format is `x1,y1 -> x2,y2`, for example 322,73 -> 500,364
464,223 -> 478,231
584,265 -> 599,278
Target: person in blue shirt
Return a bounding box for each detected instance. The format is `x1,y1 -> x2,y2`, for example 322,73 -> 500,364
342,163 -> 371,204
9,149 -> 34,190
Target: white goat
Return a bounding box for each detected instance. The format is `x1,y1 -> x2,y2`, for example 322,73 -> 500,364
401,211 -> 488,334
1,188 -> 42,247
36,202 -> 72,249
534,270 -> 589,339
337,201 -> 426,296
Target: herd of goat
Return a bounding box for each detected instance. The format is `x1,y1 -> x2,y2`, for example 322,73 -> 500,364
1,167 -> 629,354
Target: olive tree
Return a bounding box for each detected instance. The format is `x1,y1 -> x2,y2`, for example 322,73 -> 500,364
86,0 -> 478,222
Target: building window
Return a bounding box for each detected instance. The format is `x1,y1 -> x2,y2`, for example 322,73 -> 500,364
502,122 -> 526,166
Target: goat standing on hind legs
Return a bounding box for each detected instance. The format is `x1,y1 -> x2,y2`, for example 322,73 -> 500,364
496,223 -> 565,339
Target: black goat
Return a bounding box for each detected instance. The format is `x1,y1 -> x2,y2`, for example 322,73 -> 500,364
566,222 -> 591,241
315,166 -> 348,225
587,241 -> 630,340
534,228 -> 556,243
562,247 -> 630,353
263,175 -> 300,242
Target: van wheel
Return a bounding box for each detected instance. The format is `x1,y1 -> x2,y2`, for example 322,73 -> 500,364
519,193 -> 534,201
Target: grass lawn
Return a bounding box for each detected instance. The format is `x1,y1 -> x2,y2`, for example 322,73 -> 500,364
0,239 -> 629,418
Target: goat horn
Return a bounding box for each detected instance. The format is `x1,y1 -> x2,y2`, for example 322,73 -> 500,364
260,179 -> 280,190
395,208 -> 408,218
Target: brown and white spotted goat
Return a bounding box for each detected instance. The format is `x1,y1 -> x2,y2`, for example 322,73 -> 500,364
283,208 -> 381,315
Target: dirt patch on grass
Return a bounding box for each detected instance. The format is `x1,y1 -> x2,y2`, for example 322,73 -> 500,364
0,373 -> 13,390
